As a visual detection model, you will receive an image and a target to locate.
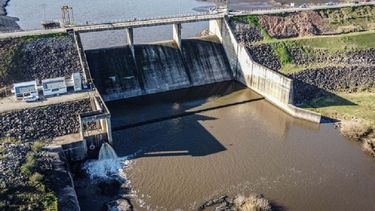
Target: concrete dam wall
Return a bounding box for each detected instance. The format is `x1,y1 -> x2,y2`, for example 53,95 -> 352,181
86,36 -> 232,101
208,18 -> 321,123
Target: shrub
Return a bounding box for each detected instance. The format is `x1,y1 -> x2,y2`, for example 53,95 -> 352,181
31,141 -> 44,153
42,192 -> 58,211
362,138 -> 375,157
21,153 -> 37,176
30,172 -> 44,184
339,120 -> 371,141
234,193 -> 272,211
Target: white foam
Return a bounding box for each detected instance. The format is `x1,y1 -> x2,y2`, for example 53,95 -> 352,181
83,156 -> 131,180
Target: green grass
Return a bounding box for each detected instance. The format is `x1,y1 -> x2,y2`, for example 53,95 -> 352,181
300,92 -> 375,127
258,30 -> 375,51
256,30 -> 375,74
272,42 -> 292,65
0,139 -> 59,210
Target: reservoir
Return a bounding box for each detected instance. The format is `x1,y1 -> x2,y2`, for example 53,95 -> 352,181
6,0 -> 344,48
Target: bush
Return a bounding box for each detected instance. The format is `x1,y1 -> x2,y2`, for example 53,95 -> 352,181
30,172 -> 44,184
362,138 -> 375,157
21,153 -> 37,176
234,193 -> 272,211
339,120 -> 371,141
42,192 -> 58,211
31,141 -> 44,153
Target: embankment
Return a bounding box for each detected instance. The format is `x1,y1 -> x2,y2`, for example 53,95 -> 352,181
86,36 -> 232,101
0,33 -> 84,89
0,0 -> 20,32
0,99 -> 92,141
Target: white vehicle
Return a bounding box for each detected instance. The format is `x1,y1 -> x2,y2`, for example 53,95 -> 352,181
23,95 -> 39,102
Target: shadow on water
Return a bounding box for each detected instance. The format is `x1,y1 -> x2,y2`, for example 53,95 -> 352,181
109,81 -> 267,158
114,114 -> 227,158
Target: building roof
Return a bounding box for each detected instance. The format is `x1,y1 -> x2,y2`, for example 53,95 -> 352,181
41,77 -> 66,83
13,80 -> 37,87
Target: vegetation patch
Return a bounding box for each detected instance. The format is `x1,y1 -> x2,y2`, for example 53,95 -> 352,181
0,140 -> 58,210
318,5 -> 375,33
271,42 -> 292,66
300,92 -> 375,128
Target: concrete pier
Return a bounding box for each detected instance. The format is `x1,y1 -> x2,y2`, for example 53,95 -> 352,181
126,28 -> 135,58
172,23 -> 182,48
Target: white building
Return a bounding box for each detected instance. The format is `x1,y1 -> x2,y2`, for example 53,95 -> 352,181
42,77 -> 67,96
13,80 -> 39,101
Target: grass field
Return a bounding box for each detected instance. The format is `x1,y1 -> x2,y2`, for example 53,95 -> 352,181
300,91 -> 375,127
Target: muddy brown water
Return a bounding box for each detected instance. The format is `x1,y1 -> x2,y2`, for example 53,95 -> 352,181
107,81 -> 375,211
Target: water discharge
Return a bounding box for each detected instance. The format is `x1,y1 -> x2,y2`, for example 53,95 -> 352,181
98,143 -> 118,160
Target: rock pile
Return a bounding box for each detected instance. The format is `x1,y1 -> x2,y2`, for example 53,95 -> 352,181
288,47 -> 375,66
229,20 -> 263,44
199,194 -> 272,211
289,66 -> 375,103
0,141 -> 30,184
247,44 -> 281,71
0,35 -> 82,87
290,66 -> 375,92
258,11 -> 333,39
0,99 -> 92,141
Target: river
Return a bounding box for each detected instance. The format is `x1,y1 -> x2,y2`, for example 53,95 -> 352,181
81,81 -> 375,211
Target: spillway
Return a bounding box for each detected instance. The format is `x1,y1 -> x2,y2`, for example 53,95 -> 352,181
86,35 -> 233,101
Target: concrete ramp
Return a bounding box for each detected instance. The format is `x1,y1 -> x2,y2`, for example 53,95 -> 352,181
181,36 -> 232,86
135,42 -> 190,95
86,47 -> 142,100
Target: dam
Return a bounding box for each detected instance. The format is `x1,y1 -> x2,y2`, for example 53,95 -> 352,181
72,9 -> 374,210
2,2 -> 375,210
86,36 -> 232,101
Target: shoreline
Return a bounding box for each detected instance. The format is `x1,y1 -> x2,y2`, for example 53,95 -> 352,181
0,0 -> 21,33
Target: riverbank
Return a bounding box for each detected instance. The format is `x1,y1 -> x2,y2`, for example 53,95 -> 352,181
229,5 -> 375,156
0,0 -> 20,32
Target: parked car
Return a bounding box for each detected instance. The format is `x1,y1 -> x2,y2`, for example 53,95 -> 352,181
23,95 -> 39,102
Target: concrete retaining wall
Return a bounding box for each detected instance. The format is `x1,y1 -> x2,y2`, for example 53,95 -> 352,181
210,17 -> 321,123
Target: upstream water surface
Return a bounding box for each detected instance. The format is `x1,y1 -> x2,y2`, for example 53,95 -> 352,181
7,0 -> 344,48
103,81 -> 375,211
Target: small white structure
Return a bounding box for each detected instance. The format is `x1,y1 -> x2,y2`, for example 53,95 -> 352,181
13,80 -> 39,101
42,77 -> 67,96
71,72 -> 82,91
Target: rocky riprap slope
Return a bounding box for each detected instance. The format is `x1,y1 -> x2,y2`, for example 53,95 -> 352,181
229,20 -> 263,44
0,99 -> 92,141
258,6 -> 375,39
289,66 -> 375,103
0,141 -> 30,184
258,11 -> 334,39
289,48 -> 375,66
247,44 -> 281,71
0,35 -> 82,88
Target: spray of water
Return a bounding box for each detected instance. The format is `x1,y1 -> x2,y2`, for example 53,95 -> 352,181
83,143 -> 130,180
